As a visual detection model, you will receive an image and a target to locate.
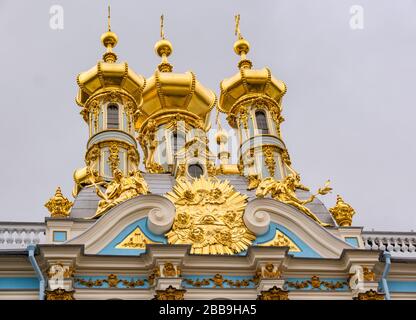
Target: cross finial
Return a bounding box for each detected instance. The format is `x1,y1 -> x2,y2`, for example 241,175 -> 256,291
234,14 -> 242,40
160,14 -> 165,39
107,5 -> 111,32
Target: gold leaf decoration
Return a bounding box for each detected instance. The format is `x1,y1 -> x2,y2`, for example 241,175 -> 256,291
165,177 -> 256,255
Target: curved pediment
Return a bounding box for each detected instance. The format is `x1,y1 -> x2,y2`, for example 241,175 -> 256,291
66,194 -> 175,255
245,198 -> 353,258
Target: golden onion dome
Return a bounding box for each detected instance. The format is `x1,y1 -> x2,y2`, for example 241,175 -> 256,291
219,16 -> 286,117
136,35 -> 216,132
76,27 -> 145,108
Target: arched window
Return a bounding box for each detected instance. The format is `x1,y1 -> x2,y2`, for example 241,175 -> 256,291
107,104 -> 119,129
255,110 -> 269,134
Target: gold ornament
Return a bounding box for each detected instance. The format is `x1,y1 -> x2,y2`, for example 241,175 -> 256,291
162,262 -> 178,277
353,289 -> 384,300
154,285 -> 186,300
287,276 -> 348,290
363,267 -> 376,281
92,169 -> 149,218
45,187 -> 73,218
108,143 -> 120,173
115,227 -> 157,249
45,288 -> 75,300
262,263 -> 281,279
258,230 -> 301,252
165,177 -> 256,255
329,195 -> 356,227
247,174 -> 261,190
256,175 -> 331,226
263,146 -> 276,177
257,286 -> 289,300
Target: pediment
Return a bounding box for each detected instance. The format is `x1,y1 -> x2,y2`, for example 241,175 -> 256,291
66,194 -> 175,255
245,198 -> 353,258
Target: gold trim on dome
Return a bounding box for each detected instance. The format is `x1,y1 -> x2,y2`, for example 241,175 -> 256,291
115,227 -> 158,249
258,230 -> 301,252
165,177 -> 256,255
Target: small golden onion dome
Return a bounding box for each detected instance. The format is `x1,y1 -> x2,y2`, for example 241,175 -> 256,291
219,14 -> 287,121
219,67 -> 287,116
76,29 -> 145,108
136,71 -> 216,131
135,36 -> 216,132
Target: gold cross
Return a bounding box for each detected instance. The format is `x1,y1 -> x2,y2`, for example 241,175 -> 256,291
107,5 -> 111,32
160,14 -> 165,39
234,14 -> 242,39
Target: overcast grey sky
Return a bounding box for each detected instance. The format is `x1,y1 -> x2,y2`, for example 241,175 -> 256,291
0,0 -> 415,231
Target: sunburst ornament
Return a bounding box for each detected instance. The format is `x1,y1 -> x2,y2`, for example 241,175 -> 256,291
165,177 -> 256,255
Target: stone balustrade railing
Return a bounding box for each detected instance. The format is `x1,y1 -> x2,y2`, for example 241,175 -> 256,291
0,222 -> 46,249
362,231 -> 416,257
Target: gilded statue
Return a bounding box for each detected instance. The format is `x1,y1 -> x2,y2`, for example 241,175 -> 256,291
256,175 -> 332,226
91,169 -> 149,218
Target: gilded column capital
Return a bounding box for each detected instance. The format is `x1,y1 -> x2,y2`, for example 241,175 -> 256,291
154,285 -> 186,300
353,289 -> 384,300
257,286 -> 289,300
45,288 -> 75,300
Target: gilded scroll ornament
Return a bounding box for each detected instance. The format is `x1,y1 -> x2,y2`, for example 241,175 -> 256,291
183,273 -> 253,288
329,195 -> 356,227
92,169 -> 149,218
165,177 -> 256,255
45,187 -> 73,218
287,276 -> 348,291
247,174 -> 261,190
258,230 -> 301,252
115,227 -> 157,249
75,275 -> 146,288
257,286 -> 289,300
256,175 -> 332,226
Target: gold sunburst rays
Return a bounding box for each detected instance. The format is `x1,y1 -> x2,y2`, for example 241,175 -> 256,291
165,177 -> 255,255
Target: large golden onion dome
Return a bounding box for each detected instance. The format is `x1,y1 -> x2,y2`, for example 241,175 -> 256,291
219,19 -> 286,127
76,27 -> 145,108
135,29 -> 216,132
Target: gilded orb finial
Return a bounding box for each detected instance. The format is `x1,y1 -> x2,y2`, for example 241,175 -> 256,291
45,187 -> 73,218
233,14 -> 252,70
154,14 -> 173,72
101,5 -> 118,63
329,195 -> 356,227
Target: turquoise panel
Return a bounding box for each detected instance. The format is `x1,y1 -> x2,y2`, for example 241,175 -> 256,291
344,237 -> 359,247
253,222 -> 321,258
99,217 -> 166,256
53,231 -> 67,242
0,277 -> 39,289
388,281 -> 416,293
